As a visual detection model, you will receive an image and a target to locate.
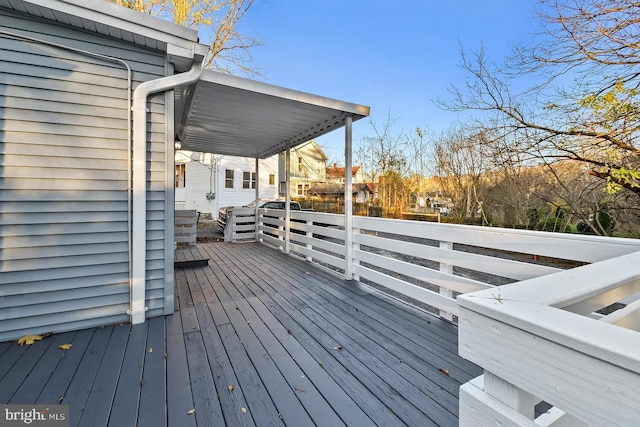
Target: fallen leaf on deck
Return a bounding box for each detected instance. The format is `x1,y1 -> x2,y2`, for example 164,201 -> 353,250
187,409 -> 195,415
18,335 -> 43,345
228,384 -> 235,391
438,368 -> 449,376
294,387 -> 305,393
241,408 -> 247,414
58,396 -> 64,403
148,347 -> 153,353
332,345 -> 342,351
58,344 -> 72,350
305,272 -> 310,275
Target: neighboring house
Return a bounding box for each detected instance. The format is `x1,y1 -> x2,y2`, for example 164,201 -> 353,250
308,183 -> 374,203
175,151 -> 278,217
326,163 -> 366,184
279,140 -> 328,198
0,0 -> 368,342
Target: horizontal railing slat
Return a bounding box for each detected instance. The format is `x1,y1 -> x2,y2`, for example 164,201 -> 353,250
354,264 -> 459,316
354,216 -> 640,263
354,233 -> 560,281
354,249 -> 491,295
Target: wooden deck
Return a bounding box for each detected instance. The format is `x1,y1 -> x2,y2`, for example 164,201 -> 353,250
0,242 -> 481,426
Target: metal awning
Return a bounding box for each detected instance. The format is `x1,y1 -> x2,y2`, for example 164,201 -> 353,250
175,70 -> 370,158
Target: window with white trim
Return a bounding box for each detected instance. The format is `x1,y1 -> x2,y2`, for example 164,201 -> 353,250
225,169 -> 234,189
243,171 -> 256,189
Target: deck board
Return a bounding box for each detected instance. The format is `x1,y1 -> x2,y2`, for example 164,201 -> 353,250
183,330 -> 225,427
138,317 -> 167,427
212,244 -> 438,426
0,241 -> 480,426
35,328 -> 95,405
108,324 -> 147,427
78,326 -> 129,427
193,302 -> 255,427
66,326 -> 113,427
165,312 -> 197,427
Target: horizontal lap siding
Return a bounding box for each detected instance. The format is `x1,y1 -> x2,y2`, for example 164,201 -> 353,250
0,10 -> 169,340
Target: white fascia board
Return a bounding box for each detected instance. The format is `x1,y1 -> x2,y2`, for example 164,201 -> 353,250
199,70 -> 371,117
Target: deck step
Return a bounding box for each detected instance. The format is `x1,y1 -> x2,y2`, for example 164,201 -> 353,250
174,258 -> 209,269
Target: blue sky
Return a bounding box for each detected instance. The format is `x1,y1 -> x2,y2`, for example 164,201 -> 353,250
236,0 -> 538,162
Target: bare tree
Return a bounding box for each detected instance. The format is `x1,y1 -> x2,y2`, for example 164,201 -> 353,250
441,0 -> 640,197
405,127 -> 435,211
356,114 -> 409,212
432,127 -> 492,222
109,0 -> 259,75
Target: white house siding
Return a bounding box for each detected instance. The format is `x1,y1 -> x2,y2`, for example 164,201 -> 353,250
0,10 -> 170,340
278,141 -> 328,198
176,152 -> 278,216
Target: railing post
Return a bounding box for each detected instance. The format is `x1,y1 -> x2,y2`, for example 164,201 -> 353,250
439,240 -> 453,320
484,371 -> 535,420
306,219 -> 313,262
278,214 -> 285,252
353,226 -> 360,281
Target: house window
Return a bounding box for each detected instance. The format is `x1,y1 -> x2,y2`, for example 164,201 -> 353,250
225,169 -> 234,189
175,164 -> 185,188
269,174 -> 275,186
243,171 -> 256,189
297,184 -> 303,196
298,157 -> 303,172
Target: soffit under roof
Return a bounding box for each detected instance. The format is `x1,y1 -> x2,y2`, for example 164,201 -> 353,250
176,70 -> 370,159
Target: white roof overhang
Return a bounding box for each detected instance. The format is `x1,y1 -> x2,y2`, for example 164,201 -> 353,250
175,70 -> 370,159
3,0 -> 370,157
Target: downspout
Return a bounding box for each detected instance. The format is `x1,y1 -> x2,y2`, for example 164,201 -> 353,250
129,61 -> 204,324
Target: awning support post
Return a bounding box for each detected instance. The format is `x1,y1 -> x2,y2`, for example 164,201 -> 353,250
285,148 -> 291,254
254,157 -> 260,241
344,115 -> 354,280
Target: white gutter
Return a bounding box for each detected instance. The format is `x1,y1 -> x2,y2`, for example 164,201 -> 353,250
129,62 -> 203,324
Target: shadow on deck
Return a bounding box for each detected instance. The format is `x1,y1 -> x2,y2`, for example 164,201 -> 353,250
0,242 -> 481,426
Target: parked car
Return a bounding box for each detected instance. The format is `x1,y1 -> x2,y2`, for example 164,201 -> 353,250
217,198 -> 301,228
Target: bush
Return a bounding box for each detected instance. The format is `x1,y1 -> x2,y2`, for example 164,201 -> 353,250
576,221 -> 592,233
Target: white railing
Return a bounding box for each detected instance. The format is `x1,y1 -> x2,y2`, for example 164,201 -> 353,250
252,210 -> 640,319
228,209 -> 640,424
458,251 -> 640,426
224,207 -> 258,243
174,209 -> 197,245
